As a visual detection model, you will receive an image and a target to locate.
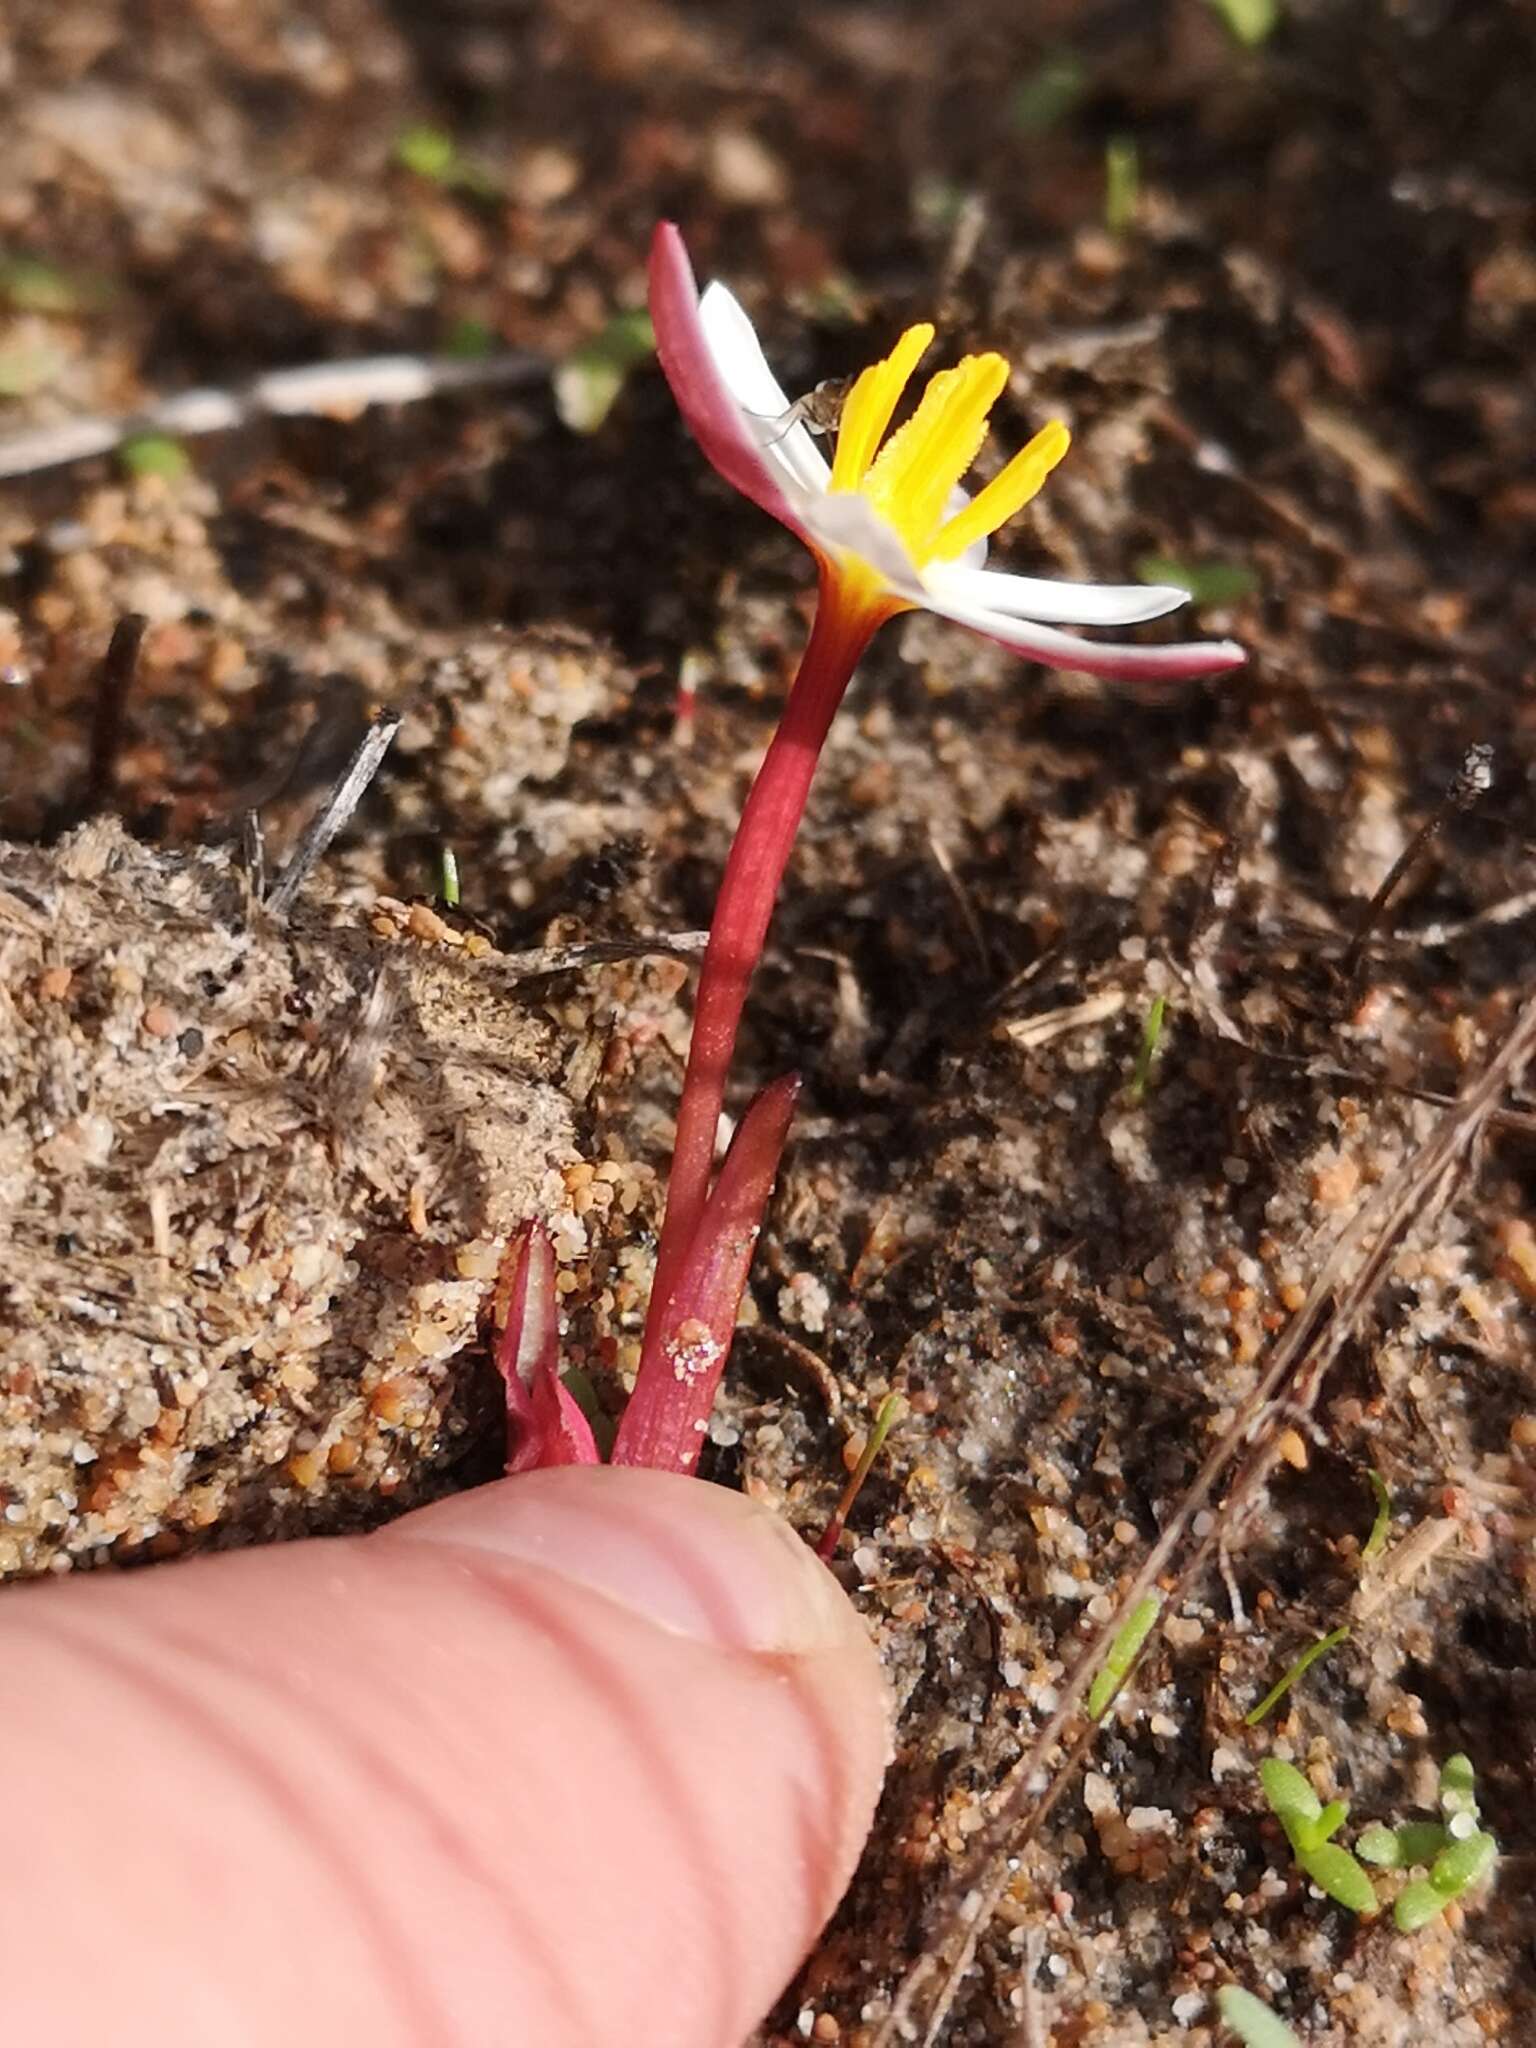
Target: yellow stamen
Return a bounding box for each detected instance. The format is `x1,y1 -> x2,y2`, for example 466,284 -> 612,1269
927,419 -> 1071,562
829,322 -> 934,495
862,352 -> 1009,557
824,320 -> 1070,573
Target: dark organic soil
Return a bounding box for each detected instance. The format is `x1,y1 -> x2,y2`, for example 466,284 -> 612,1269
2,1 -> 1534,2042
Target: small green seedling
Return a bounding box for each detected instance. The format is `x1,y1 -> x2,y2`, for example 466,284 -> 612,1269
1127,995 -> 1167,1103
119,432 -> 191,481
1011,50 -> 1088,137
1135,554 -> 1258,608
1356,1753 -> 1499,1932
0,252 -> 99,315
1202,0 -> 1280,46
553,310 -> 655,434
816,1390 -> 907,1560
393,124 -> 500,197
438,845 -> 461,908
1104,136 -> 1140,237
1361,1466 -> 1392,1562
1218,1985 -> 1300,2048
1087,1592 -> 1162,1719
1258,1758 -> 1377,1915
444,315 -> 496,359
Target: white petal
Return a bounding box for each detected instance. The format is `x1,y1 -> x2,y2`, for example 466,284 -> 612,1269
791,488 -> 925,590
923,561 -> 1191,626
697,282 -> 790,413
918,580 -> 1247,682
698,283 -> 829,495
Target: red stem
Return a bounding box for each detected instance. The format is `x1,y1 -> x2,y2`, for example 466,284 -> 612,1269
642,574 -> 882,1340
612,1075 -> 800,1471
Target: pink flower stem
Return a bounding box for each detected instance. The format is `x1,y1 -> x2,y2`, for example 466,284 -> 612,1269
642,571 -> 883,1346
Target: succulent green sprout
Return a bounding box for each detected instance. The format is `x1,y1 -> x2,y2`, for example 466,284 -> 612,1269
1217,1987 -> 1300,2047
1357,1820 -> 1445,1869
1347,1754 -> 1498,1931
1438,1752 -> 1478,1819
1386,1754 -> 1498,1931
1257,1759 -> 1378,1916
1087,1592 -> 1163,1720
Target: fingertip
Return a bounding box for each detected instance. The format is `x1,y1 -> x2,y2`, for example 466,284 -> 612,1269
389,1464 -> 872,1659
388,1467 -> 892,2012
0,1470 -> 889,2048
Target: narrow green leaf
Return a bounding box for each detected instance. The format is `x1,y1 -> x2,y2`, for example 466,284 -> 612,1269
1361,1467 -> 1392,1561
1299,1841 -> 1378,1916
1128,995 -> 1167,1103
817,1390 -> 909,1560
1087,1592 -> 1162,1719
1217,1986 -> 1301,2048
1245,1626 -> 1350,1726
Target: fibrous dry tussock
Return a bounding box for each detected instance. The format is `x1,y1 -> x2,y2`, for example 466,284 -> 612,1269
0,815 -> 583,1578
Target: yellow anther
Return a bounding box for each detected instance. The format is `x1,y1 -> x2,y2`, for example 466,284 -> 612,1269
829,322 -> 933,495
828,321 -> 1068,571
929,419 -> 1071,562
863,353 -> 1009,557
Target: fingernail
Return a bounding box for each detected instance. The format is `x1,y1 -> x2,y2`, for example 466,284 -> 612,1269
392,1466 -> 863,1657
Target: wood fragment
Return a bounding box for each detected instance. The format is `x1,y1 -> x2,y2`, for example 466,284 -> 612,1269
0,349 -> 545,480
1341,743 -> 1494,980
83,614 -> 147,817
265,710 -> 400,918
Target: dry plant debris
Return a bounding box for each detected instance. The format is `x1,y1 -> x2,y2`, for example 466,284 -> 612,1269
0,816 -> 584,1574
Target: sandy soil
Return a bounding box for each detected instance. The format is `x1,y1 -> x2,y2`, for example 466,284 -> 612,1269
2,1 -> 1533,2041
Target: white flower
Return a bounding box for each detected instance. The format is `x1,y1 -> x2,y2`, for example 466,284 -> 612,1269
650,223 -> 1247,683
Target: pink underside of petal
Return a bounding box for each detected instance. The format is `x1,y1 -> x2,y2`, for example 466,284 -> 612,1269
924,588 -> 1248,682
496,1223 -> 599,1473
649,223 -> 812,545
